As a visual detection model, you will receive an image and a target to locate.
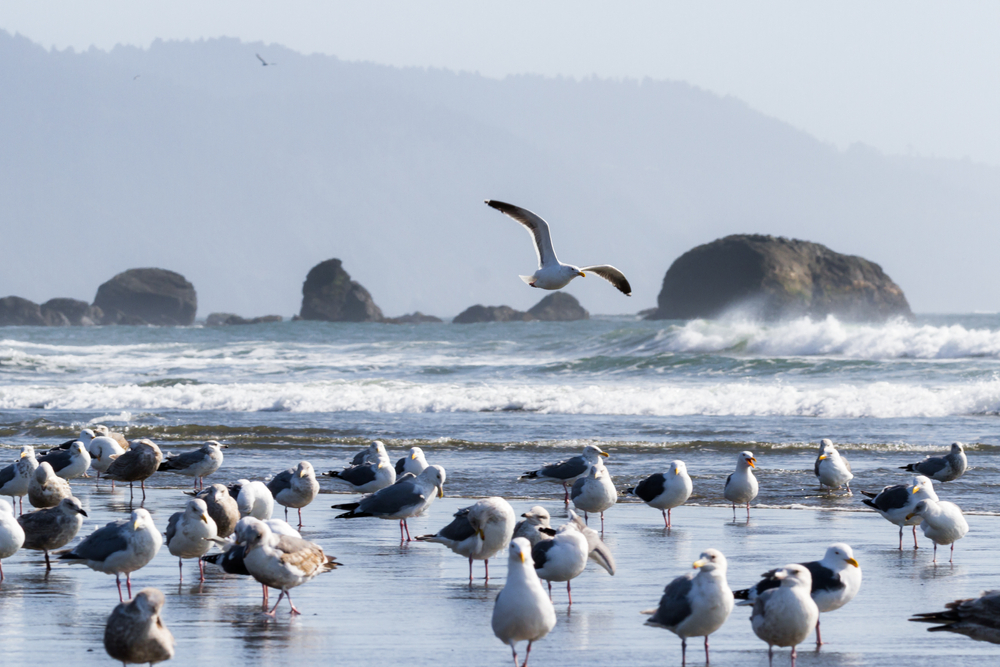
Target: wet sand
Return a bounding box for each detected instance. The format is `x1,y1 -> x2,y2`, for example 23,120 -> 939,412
0,482 -> 996,666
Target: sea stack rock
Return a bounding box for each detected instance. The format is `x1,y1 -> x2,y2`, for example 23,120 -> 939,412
384,312 -> 443,325
527,292 -> 589,321
299,258 -> 383,322
452,305 -> 533,323
41,298 -> 103,326
206,313 -> 283,326
93,268 -> 197,325
0,296 -> 47,326
647,234 -> 912,322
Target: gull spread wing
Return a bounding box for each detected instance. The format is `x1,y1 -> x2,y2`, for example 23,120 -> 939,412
256,53 -> 267,65
579,265 -> 632,296
485,200 -> 558,268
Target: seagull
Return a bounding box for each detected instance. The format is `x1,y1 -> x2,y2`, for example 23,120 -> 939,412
93,424 -> 130,450
203,517 -> 299,609
911,590 -> 1000,643
900,442 -> 968,482
735,544 -> 862,647
17,496 -> 87,569
565,509 -> 616,576
58,508 -> 163,601
532,524 -> 589,605
48,427 -> 97,452
521,445 -> 610,504
256,53 -> 276,66
229,479 -> 275,520
643,548 -> 734,667
906,498 -> 969,563
158,441 -> 227,489
861,475 -> 937,549
416,496 -> 516,583
333,465 -> 446,542
750,564 -> 820,667
513,506 -> 556,547
165,498 -> 218,582
814,439 -> 853,494
0,498 -> 25,582
36,441 -> 92,480
485,200 -> 632,296
492,538 -> 557,667
242,519 -> 340,617
104,587 -> 175,665
724,451 -> 758,519
626,460 -> 694,528
0,446 -> 38,514
186,484 -> 240,538
28,461 -> 73,509
395,446 -> 429,476
88,434 -> 125,483
324,441 -> 396,493
105,439 -> 163,502
349,441 -> 384,466
570,464 -> 617,532
266,461 -> 320,528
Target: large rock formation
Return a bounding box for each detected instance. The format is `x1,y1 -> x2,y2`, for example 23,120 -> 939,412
453,305 -> 533,324
299,259 -> 383,322
93,268 -> 197,325
41,298 -> 103,326
527,292 -> 589,321
0,296 -> 47,326
648,234 -> 912,322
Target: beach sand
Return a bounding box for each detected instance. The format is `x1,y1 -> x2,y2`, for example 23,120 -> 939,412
0,482 -> 995,666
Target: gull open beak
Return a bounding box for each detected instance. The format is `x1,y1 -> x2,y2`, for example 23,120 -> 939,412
818,455 -> 827,461
437,485 -> 444,498
846,557 -> 859,568
748,457 -> 756,468
520,550 -> 525,563
692,559 -> 707,569
599,451 -> 609,458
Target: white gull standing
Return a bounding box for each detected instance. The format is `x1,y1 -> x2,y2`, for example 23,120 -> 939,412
736,543 -> 862,647
332,465 -> 446,542
485,200 -> 632,296
36,441 -> 92,480
814,439 -> 853,494
520,444 -> 610,504
88,433 -> 126,483
395,446 -> 429,476
626,460 -> 693,528
570,464 -> 617,532
0,446 -> 38,514
724,451 -> 758,519
861,475 -> 937,549
158,441 -> 226,490
750,564 -> 820,667
266,461 -> 320,528
900,442 -> 968,482
229,479 -> 275,520
906,498 -> 969,563
531,524 -> 589,605
323,441 -> 396,493
416,496 -> 516,583
0,498 -> 25,582
643,548 -> 734,667
165,498 -> 218,582
492,537 -> 557,667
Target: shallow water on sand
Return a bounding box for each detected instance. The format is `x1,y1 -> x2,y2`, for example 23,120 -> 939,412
0,483 -> 996,666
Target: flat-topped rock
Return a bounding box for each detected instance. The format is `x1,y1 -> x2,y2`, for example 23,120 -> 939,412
384,312 -> 443,325
41,298 -> 103,326
527,292 -> 589,321
93,268 -> 197,325
452,305 -> 533,324
647,234 -> 912,322
0,296 -> 47,326
299,259 -> 383,322
206,313 -> 284,326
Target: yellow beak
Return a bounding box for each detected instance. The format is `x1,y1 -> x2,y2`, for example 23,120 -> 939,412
437,486 -> 444,498
905,512 -> 915,521
579,271 -> 586,277
477,529 -> 485,540
674,468 -> 679,475
20,452 -> 28,458
410,453 -> 417,460
846,557 -> 859,568
818,455 -> 827,461
912,486 -> 920,494
133,519 -> 142,530
299,469 -> 308,478
377,463 -> 384,469
748,458 -> 756,468
519,551 -> 525,563
599,451 -> 609,458
692,559 -> 706,569
201,513 -> 210,524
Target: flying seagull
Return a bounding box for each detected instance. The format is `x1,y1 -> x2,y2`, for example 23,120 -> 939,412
485,200 -> 632,296
256,53 -> 276,66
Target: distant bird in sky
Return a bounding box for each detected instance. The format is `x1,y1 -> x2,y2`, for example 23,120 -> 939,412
485,200 -> 632,296
256,53 -> 276,67
133,74 -> 141,80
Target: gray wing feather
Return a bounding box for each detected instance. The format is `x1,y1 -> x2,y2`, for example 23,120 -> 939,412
162,450 -> 205,471
395,458 -> 405,475
540,455 -> 587,481
0,463 -> 15,488
579,264 -> 632,296
358,482 -> 424,515
570,477 -> 586,501
350,450 -> 368,466
532,539 -> 557,570
486,200 -> 557,267
804,561 -> 844,593
267,470 -> 293,495
165,512 -> 181,544
334,464 -> 377,487
649,574 -> 695,628
752,588 -> 775,620
874,485 -> 911,511
915,457 -> 948,476
70,520 -> 129,561
37,449 -> 72,472
436,509 -> 475,542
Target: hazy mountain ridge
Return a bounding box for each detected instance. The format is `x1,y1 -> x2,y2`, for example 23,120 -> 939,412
3,31 -> 998,317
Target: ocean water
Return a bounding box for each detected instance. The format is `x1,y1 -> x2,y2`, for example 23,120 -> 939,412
1,314 -> 999,511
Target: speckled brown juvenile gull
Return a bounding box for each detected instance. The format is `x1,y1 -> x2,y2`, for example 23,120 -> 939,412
105,439 -> 163,502
17,496 -> 87,569
104,587 -> 175,665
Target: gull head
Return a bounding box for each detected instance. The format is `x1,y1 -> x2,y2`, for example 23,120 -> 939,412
509,537 -> 532,565
692,548 -> 727,574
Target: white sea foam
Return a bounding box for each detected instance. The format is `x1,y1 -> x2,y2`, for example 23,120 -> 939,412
650,316 -> 1000,359
3,378 -> 999,418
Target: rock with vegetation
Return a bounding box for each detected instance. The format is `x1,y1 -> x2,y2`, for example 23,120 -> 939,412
452,305 -> 534,324
384,312 -> 443,325
41,298 -> 103,326
527,292 -> 589,321
0,296 -> 47,326
93,268 -> 197,325
647,234 -> 912,322
299,259 -> 383,322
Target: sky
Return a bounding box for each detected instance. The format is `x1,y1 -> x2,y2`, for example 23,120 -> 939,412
2,1 -> 999,166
